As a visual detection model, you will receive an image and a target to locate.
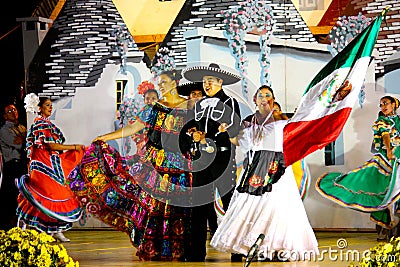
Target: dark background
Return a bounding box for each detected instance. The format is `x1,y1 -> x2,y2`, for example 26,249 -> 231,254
1,1 -> 40,105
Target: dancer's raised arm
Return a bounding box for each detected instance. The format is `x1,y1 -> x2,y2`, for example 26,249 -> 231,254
93,120 -> 146,142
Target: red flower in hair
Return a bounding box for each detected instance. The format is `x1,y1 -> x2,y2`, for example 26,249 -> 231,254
137,81 -> 155,95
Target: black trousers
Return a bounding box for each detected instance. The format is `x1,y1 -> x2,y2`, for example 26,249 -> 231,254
0,160 -> 27,230
206,203 -> 218,234
186,151 -> 236,261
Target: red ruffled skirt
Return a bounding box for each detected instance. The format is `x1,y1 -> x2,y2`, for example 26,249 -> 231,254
16,148 -> 84,233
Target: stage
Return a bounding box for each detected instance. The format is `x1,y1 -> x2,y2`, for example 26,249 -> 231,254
62,229 -> 379,266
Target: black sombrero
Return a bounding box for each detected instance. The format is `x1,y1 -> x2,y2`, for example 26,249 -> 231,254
177,81 -> 205,97
182,63 -> 241,85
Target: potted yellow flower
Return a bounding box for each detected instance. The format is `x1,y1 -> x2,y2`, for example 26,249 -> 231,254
0,227 -> 79,267
354,236 -> 400,267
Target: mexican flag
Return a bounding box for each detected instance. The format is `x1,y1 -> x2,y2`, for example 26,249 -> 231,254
283,11 -> 385,167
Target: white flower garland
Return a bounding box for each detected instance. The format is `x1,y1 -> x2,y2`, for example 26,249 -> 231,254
24,93 -> 40,114
222,0 -> 275,98
151,47 -> 176,78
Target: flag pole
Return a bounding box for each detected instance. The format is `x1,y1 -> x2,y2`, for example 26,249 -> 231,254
382,6 -> 390,29
382,6 -> 390,16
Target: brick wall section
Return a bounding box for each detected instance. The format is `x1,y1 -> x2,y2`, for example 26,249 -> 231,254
347,0 -> 400,77
163,0 -> 316,68
27,0 -> 139,99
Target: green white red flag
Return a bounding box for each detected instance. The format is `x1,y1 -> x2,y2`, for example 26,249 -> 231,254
283,11 -> 386,166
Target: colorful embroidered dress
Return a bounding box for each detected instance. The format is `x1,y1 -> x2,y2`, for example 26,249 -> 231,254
131,104 -> 153,156
211,115 -> 319,260
68,102 -> 192,261
316,115 -> 400,228
16,117 -> 84,233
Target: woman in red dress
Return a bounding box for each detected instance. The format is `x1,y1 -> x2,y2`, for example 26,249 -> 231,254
16,97 -> 85,242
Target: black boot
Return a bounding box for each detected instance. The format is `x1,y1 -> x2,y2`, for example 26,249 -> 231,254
231,253 -> 244,262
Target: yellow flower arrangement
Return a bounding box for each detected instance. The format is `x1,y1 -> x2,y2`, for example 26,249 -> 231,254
353,237 -> 400,267
0,227 -> 79,267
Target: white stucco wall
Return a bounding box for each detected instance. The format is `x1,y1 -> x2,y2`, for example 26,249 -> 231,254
184,27 -> 395,229
384,68 -> 400,95
382,50 -> 400,95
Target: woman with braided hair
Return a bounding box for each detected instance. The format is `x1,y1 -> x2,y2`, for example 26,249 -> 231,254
317,95 -> 400,241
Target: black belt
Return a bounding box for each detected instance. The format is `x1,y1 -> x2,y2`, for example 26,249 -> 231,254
218,147 -> 230,152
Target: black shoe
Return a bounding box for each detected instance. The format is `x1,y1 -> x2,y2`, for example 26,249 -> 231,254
231,253 -> 243,262
185,257 -> 205,262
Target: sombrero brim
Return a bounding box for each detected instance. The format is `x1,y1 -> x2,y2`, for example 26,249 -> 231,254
177,82 -> 205,97
182,66 -> 241,85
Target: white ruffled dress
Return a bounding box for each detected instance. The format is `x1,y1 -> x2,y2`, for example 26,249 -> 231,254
210,120 -> 319,260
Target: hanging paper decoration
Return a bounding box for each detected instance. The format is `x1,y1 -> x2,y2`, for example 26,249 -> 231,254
328,13 -> 371,57
111,24 -> 136,75
151,47 -> 177,79
222,0 -> 275,98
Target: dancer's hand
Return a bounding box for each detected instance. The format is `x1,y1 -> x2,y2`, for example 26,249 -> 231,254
387,148 -> 395,160
218,123 -> 229,133
188,127 -> 206,143
192,131 -> 206,144
93,135 -> 107,143
74,144 -> 85,151
187,127 -> 197,135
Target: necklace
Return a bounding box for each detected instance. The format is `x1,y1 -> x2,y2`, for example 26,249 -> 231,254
247,111 -> 273,165
241,111 -> 273,189
251,111 -> 272,146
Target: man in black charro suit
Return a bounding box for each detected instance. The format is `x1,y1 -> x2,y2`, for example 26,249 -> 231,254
182,63 -> 241,262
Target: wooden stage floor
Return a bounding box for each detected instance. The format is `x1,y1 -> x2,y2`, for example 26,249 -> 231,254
61,230 -> 381,266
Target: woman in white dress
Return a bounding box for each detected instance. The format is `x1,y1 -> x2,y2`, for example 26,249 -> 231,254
210,85 -> 319,261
